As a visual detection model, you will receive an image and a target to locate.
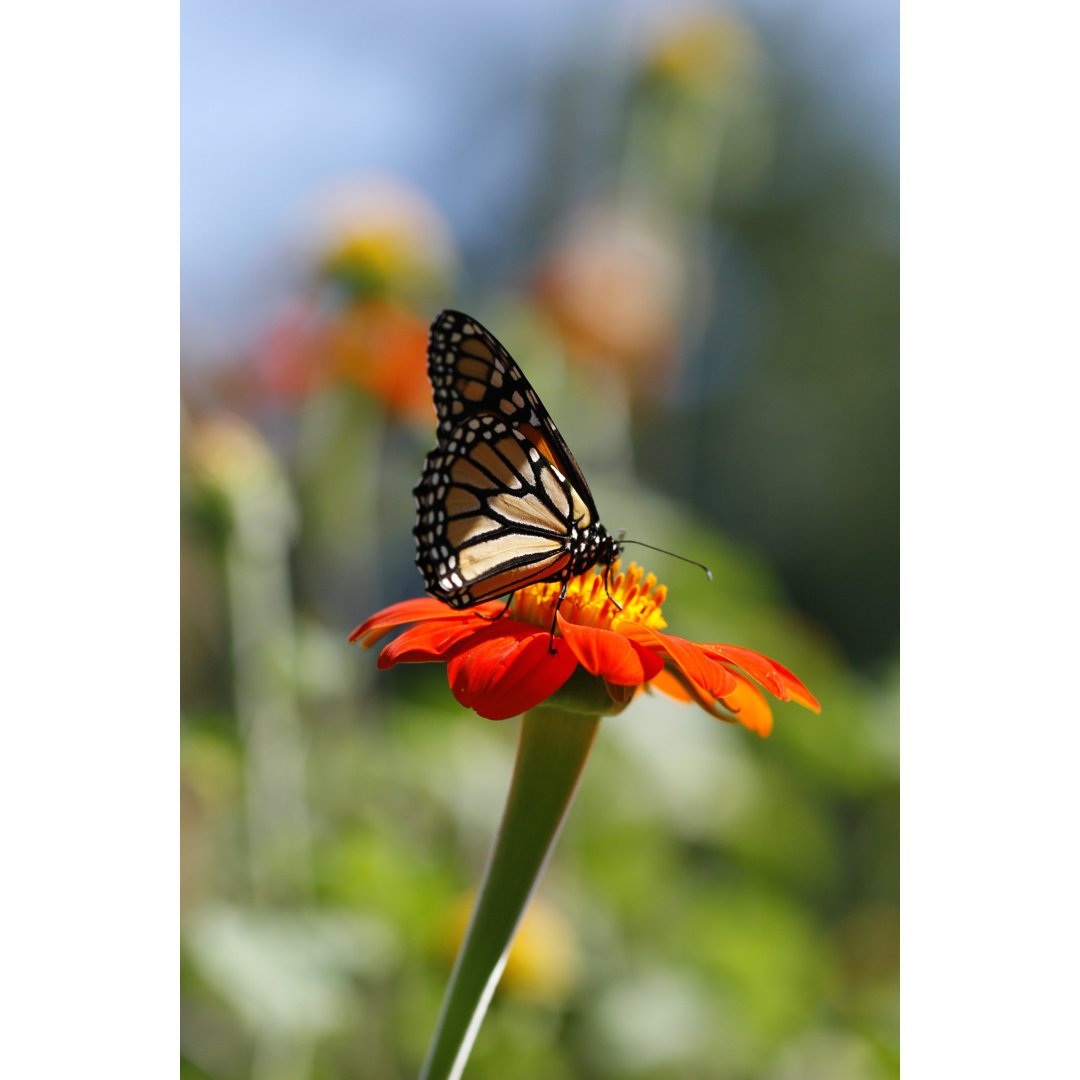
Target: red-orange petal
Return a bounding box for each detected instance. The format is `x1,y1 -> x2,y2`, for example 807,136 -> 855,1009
650,663 -> 748,728
717,669 -> 775,738
702,644 -> 821,712
377,618 -> 491,668
556,613 -> 664,686
647,667 -> 694,703
447,624 -> 579,721
349,597 -> 503,647
649,663 -> 773,737
618,624 -> 738,700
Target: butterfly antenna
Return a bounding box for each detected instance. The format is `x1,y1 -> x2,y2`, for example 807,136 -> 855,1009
618,540 -> 713,581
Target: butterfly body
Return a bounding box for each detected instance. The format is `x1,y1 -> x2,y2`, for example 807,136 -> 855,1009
413,310 -> 621,610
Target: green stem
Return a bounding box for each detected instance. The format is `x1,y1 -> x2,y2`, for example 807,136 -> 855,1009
418,707 -> 601,1080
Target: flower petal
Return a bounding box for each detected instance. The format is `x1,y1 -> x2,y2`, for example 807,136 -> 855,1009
557,613 -> 664,686
349,597 -> 504,647
447,624 -> 579,721
646,667 -> 693,703
378,617 -> 491,668
717,669 -> 775,737
650,664 -> 774,737
618,624 -> 737,699
703,644 -> 821,712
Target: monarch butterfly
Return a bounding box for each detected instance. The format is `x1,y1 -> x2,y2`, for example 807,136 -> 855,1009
413,310 -> 622,629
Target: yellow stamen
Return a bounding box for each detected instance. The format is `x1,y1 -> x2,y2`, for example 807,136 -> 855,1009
510,561 -> 667,633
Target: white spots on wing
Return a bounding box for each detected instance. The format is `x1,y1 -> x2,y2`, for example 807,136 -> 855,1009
541,468 -> 570,517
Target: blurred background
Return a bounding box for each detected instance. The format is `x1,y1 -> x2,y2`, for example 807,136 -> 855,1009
181,1 -> 898,1078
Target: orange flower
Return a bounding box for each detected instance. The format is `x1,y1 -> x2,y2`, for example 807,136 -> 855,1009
533,206 -> 683,400
253,297 -> 435,422
321,298 -> 434,421
350,563 -> 818,735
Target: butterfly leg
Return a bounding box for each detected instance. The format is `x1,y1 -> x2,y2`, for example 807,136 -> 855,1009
603,561 -> 623,611
547,576 -> 572,654
475,593 -> 514,622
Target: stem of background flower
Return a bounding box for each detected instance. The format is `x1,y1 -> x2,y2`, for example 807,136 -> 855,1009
222,460 -> 317,1080
295,389 -> 387,630
226,475 -> 313,906
419,707 -> 601,1080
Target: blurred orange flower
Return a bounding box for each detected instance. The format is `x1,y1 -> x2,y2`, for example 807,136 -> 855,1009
322,299 -> 434,421
351,563 -> 818,736
254,298 -> 435,423
533,207 -> 685,400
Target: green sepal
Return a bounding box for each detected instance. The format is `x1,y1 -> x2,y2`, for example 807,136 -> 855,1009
544,665 -> 634,717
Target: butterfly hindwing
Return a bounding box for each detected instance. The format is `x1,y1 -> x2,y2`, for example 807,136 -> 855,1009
414,414 -> 585,605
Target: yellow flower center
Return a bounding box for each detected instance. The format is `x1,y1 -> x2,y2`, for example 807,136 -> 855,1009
321,229 -> 413,282
510,561 -> 667,633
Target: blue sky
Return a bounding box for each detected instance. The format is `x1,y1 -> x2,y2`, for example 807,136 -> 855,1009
181,0 -> 898,349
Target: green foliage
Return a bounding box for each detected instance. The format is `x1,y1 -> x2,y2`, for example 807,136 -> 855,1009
181,438 -> 897,1077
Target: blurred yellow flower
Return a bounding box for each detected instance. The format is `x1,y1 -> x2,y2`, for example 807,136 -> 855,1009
643,9 -> 763,96
443,892 -> 581,1005
302,175 -> 457,305
186,412 -> 282,498
626,10 -> 776,205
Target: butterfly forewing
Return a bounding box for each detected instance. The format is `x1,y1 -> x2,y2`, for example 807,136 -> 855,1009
414,311 -> 618,609
426,310 -> 599,514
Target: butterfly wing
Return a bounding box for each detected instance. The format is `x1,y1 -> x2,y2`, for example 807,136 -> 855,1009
414,413 -> 595,607
426,310 -> 600,517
